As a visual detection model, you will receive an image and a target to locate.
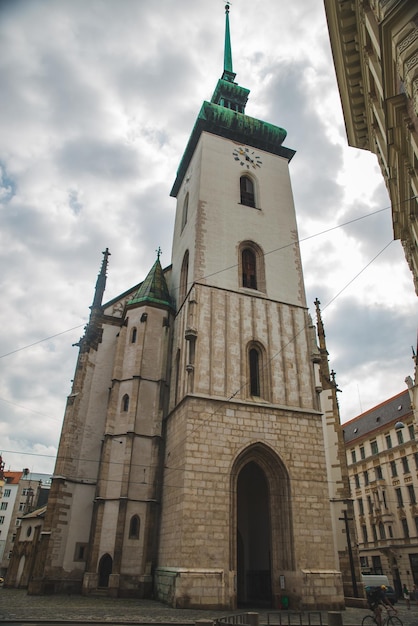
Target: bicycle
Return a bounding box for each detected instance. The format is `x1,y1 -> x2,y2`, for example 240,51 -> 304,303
361,606 -> 403,626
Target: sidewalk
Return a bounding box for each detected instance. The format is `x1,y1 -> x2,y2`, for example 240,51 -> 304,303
0,589 -> 417,625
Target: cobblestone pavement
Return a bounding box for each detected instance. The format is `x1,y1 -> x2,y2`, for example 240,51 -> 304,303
0,589 -> 418,625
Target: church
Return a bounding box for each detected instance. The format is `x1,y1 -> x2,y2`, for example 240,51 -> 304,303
28,6 -> 356,610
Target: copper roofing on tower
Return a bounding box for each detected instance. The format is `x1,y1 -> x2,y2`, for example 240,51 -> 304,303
128,256 -> 173,310
343,389 -> 413,445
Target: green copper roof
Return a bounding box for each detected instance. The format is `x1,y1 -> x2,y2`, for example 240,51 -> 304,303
170,4 -> 294,198
128,256 -> 173,310
171,102 -> 294,197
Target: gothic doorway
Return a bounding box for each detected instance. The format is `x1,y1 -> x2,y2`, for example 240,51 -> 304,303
237,461 -> 271,606
232,443 -> 294,609
98,553 -> 112,587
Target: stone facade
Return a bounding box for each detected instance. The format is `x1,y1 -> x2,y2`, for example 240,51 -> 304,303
27,9 -> 349,610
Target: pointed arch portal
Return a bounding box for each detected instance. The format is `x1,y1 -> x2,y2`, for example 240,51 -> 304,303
232,443 -> 294,608
98,553 -> 113,588
237,462 -> 271,606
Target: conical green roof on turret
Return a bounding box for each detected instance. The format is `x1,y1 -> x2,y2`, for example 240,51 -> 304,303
128,253 -> 173,310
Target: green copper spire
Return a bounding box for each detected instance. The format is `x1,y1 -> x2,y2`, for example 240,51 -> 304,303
223,3 -> 235,82
128,251 -> 173,310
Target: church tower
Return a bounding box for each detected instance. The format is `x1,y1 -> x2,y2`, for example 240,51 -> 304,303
28,6 -> 345,611
154,5 -> 343,610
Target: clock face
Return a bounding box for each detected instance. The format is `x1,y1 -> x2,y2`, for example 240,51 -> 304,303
232,146 -> 262,170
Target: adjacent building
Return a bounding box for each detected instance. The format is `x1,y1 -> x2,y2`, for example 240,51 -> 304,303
344,387 -> 418,596
0,470 -> 51,579
323,0 -> 418,294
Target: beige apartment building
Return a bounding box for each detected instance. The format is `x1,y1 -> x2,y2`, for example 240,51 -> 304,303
344,387 -> 418,595
324,0 -> 418,294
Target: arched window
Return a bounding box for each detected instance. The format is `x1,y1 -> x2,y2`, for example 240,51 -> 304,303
247,342 -> 269,400
239,241 -> 266,293
122,394 -> 129,412
181,193 -> 189,231
131,327 -> 137,343
242,249 -> 257,289
249,348 -> 260,397
129,515 -> 140,539
179,250 -> 189,303
240,175 -> 255,207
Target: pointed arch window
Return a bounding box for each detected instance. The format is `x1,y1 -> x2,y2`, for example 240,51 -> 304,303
122,394 -> 129,412
249,348 -> 260,396
179,250 -> 189,304
239,241 -> 266,293
247,342 -> 269,400
240,175 -> 255,207
242,249 -> 257,289
129,515 -> 140,539
131,327 -> 137,343
181,193 -> 189,231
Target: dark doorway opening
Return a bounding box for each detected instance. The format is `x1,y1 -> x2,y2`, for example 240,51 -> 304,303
98,553 -> 113,588
237,461 -> 272,607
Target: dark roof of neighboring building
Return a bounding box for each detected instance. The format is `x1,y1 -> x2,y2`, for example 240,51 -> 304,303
343,389 -> 413,445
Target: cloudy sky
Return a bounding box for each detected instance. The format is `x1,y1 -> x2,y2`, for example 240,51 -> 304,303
0,0 -> 416,476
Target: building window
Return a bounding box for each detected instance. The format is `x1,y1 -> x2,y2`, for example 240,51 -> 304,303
179,250 -> 189,303
239,241 -> 265,293
415,452 -> 418,470
129,515 -> 140,539
358,498 -> 364,515
364,470 -> 369,486
385,434 -> 392,449
131,327 -> 137,343
240,175 -> 256,207
396,487 -> 404,508
360,446 -> 365,460
382,491 -> 387,509
375,465 -> 383,480
0,502 -> 7,510
74,542 -> 87,562
242,248 -> 257,289
181,193 -> 189,231
3,489 -> 10,497
372,524 -> 378,542
379,522 -> 386,540
408,484 -> 416,505
415,517 -> 418,535
360,556 -> 369,569
408,424 -> 415,440
397,429 -> 404,445
371,440 -> 378,455
367,495 -> 373,513
388,526 -> 393,538
361,525 -> 368,543
390,460 -> 397,477
351,449 -> 356,463
402,456 -> 410,474
372,555 -> 382,574
354,474 -> 360,489
402,518 -> 409,538
122,394 -> 129,412
0,516 -> 4,524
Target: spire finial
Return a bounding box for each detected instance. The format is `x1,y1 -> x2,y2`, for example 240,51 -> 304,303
156,246 -> 162,260
222,2 -> 235,82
